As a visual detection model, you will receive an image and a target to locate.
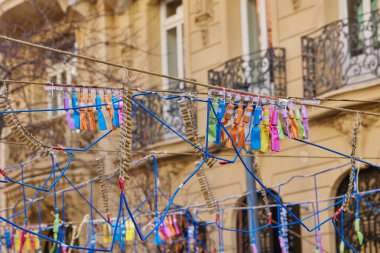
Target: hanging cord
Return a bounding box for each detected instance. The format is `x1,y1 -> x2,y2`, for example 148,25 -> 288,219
252,161 -> 272,224
96,155 -> 110,223
0,87 -> 51,156
3,34 -> 380,117
178,97 -> 217,213
333,117 -> 359,219
313,175 -> 324,253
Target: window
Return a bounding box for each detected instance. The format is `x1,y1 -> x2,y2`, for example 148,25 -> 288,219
46,33 -> 77,118
161,0 -> 186,138
346,0 -> 379,55
236,193 -> 301,253
161,0 -> 184,86
240,0 -> 275,96
47,63 -> 76,118
241,0 -> 272,55
335,168 -> 380,252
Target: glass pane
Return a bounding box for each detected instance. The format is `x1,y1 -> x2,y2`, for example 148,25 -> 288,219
371,0 -> 378,11
348,0 -> 364,55
50,76 -> 57,84
61,71 -> 67,84
51,92 -> 58,117
247,0 -> 260,52
166,0 -> 182,17
166,27 -> 178,77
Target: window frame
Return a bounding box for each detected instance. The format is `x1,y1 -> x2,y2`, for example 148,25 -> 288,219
47,62 -> 76,118
240,0 -> 269,55
160,0 -> 184,89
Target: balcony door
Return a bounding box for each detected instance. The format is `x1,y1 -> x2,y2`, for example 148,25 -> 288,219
240,0 -> 271,55
346,0 -> 379,55
338,0 -> 380,85
240,0 -> 274,95
160,0 -> 187,138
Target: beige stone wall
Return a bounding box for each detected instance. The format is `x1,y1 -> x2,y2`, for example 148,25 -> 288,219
2,0 -> 380,252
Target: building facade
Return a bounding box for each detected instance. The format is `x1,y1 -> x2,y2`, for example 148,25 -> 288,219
0,0 -> 380,252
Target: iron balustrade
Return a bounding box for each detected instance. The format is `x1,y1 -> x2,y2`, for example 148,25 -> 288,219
335,168 -> 380,252
302,10 -> 380,98
207,48 -> 287,97
132,82 -> 197,151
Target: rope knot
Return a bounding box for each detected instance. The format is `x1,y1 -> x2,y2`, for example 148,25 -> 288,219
0,168 -> 7,178
118,175 -> 125,193
332,207 -> 343,220
267,214 -> 272,225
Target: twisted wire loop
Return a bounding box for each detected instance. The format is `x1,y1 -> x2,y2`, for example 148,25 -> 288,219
96,155 -> 110,221
253,162 -> 272,223
118,87 -> 133,181
178,97 -> 217,214
342,120 -> 359,213
0,87 -> 51,156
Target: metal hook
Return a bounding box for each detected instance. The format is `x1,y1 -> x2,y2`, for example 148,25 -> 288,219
122,65 -> 132,89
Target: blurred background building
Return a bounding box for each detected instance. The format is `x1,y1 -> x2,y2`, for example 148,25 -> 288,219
0,0 -> 380,252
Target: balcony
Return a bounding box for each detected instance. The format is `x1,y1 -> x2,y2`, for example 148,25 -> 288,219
207,48 -> 287,97
302,10 -> 380,98
132,82 -> 197,151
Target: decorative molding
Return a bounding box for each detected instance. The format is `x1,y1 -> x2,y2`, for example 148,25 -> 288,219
193,0 -> 214,46
104,0 -> 134,14
292,0 -> 300,10
320,105 -> 380,142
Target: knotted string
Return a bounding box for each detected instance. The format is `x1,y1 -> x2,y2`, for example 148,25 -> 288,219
355,218 -> 363,245
226,100 -> 244,148
221,97 -> 235,141
288,110 -> 299,139
71,91 -> 80,129
250,105 -> 262,150
294,108 -> 306,139
173,216 -> 181,235
87,92 -> 97,131
63,91 -> 75,129
317,230 -> 323,253
207,97 -> 218,143
270,108 -> 280,152
214,100 -> 226,145
281,108 -> 291,138
301,105 -> 309,139
112,94 -> 120,129
279,236 -> 286,253
277,115 -> 285,139
260,106 -> 270,153
104,92 -> 113,119
95,93 -> 107,131
118,92 -> 123,124
126,220 -> 135,242
251,243 -> 258,253
79,90 -> 88,130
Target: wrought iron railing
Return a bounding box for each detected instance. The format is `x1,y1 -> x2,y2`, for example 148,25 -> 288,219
207,48 -> 287,97
132,82 -> 197,151
335,168 -> 380,252
302,10 -> 380,98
